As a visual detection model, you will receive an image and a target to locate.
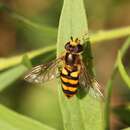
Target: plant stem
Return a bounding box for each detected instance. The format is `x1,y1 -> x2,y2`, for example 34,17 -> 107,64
104,67 -> 117,130
91,26 -> 130,43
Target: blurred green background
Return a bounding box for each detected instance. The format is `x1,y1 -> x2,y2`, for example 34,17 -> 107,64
0,0 -> 130,130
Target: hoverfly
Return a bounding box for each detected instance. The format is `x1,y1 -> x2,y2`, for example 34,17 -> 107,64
24,37 -> 103,98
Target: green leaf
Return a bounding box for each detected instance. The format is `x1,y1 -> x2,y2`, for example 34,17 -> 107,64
90,26 -> 130,43
104,37 -> 130,130
117,51 -> 130,88
0,3 -> 7,11
123,128 -> 130,130
57,0 -> 103,130
0,3 -> 57,43
0,45 -> 56,91
22,54 -> 32,69
0,65 -> 27,91
112,106 -> 130,126
0,45 -> 55,71
0,104 -> 56,130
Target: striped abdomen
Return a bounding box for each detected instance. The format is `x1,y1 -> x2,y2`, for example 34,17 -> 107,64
60,66 -> 80,98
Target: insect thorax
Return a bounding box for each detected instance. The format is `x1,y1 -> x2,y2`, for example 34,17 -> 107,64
65,52 -> 79,66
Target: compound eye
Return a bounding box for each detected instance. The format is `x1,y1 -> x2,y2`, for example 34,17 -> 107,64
65,42 -> 72,51
65,42 -> 70,51
77,44 -> 83,53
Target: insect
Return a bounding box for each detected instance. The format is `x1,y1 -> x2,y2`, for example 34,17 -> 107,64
24,37 -> 103,98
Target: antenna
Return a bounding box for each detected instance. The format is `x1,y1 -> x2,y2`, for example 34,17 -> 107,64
75,38 -> 79,42
70,36 -> 73,41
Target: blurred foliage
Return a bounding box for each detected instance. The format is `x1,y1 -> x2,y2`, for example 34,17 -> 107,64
113,106 -> 130,126
0,104 -> 56,130
105,37 -> 130,130
0,0 -> 130,130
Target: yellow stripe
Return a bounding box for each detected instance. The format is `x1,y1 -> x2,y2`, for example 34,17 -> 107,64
61,76 -> 68,82
61,76 -> 78,85
65,65 -> 73,71
70,71 -> 79,77
69,79 -> 78,84
62,85 -> 77,91
62,68 -> 68,75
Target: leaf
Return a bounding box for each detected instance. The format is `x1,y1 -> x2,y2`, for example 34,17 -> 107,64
57,0 -> 103,130
91,26 -> 130,43
0,3 -> 7,11
104,37 -> 130,130
10,11 -> 57,39
0,65 -> 27,91
112,106 -> 130,126
0,45 -> 57,91
0,45 -> 55,71
117,51 -> 130,88
22,54 -> 32,69
0,104 -> 56,130
0,3 -> 57,44
123,128 -> 130,130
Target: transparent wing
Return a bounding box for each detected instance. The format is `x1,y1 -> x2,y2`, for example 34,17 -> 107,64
79,61 -> 104,99
24,57 -> 63,83
90,79 -> 104,99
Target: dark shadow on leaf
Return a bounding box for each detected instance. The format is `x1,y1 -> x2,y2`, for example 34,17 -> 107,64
76,86 -> 89,99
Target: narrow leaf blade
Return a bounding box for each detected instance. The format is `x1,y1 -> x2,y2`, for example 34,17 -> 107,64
112,106 -> 130,126
123,128 -> 130,130
117,52 -> 130,88
57,0 -> 103,130
0,45 -> 55,71
104,37 -> 130,129
0,104 -> 56,130
0,65 -> 27,91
